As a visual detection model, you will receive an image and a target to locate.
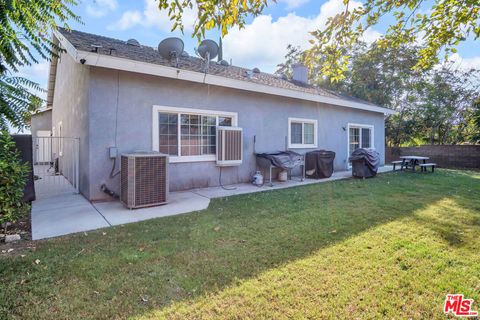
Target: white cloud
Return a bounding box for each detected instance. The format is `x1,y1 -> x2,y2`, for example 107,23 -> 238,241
223,0 -> 380,73
110,10 -> 142,30
13,60 -> 50,100
450,53 -> 480,70
109,0 -> 197,32
86,0 -> 118,18
222,14 -> 314,72
107,0 -> 381,72
279,0 -> 310,10
362,28 -> 382,44
16,60 -> 50,81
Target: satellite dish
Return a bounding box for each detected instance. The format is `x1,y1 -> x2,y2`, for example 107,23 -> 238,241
158,37 -> 184,60
252,67 -> 261,73
197,39 -> 219,60
126,39 -> 140,46
180,51 -> 190,58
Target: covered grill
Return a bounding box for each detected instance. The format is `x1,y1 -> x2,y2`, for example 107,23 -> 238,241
305,150 -> 335,179
349,148 -> 380,178
256,151 -> 305,186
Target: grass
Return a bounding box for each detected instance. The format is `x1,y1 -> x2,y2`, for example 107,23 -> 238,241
1,169 -> 479,319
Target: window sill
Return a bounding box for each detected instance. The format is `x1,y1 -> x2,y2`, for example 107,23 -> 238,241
288,144 -> 318,149
168,155 -> 216,163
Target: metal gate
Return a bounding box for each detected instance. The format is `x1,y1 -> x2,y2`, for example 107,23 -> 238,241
33,136 -> 80,198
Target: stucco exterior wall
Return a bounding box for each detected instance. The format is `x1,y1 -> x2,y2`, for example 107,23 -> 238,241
87,67 -> 385,201
30,109 -> 52,139
51,52 -> 90,197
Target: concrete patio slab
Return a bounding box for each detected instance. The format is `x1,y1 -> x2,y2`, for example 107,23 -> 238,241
192,166 -> 394,199
92,191 -> 210,226
31,193 -> 110,240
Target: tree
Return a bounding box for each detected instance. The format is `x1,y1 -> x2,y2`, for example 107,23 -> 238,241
0,131 -> 29,229
0,0 -> 79,130
157,1 -> 480,83
276,42 -> 480,146
158,0 -> 270,39
276,42 -> 425,145
346,43 -> 427,146
0,76 -> 44,129
307,0 -> 480,81
416,66 -> 480,144
462,99 -> 480,144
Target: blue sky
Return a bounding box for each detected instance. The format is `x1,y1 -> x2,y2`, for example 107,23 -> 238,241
17,0 -> 480,97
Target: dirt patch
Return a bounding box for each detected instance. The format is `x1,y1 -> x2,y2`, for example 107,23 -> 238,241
2,212 -> 31,240
1,212 -> 33,257
0,240 -> 37,258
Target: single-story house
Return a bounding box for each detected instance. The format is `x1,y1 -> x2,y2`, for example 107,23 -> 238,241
32,28 -> 395,201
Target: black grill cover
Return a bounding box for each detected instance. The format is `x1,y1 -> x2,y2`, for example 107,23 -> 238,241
305,150 -> 335,179
256,151 -> 304,170
348,148 -> 380,178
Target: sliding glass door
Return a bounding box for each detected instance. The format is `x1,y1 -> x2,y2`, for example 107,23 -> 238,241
348,124 -> 374,159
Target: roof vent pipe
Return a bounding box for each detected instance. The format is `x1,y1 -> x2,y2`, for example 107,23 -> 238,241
292,63 -> 309,84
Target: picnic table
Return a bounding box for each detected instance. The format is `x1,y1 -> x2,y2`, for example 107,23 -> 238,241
399,156 -> 429,171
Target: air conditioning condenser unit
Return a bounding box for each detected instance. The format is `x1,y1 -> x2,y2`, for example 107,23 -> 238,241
121,152 -> 169,209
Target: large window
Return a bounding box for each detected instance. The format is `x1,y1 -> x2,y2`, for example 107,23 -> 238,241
348,123 -> 374,157
153,106 -> 237,162
288,118 -> 317,148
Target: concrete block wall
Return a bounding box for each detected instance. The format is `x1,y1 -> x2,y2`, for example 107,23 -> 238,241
386,145 -> 480,168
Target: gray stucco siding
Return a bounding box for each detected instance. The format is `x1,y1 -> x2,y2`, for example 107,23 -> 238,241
86,67 -> 385,201
51,52 -> 90,198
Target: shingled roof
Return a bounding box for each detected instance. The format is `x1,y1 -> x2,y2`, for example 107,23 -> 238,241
56,28 -> 390,112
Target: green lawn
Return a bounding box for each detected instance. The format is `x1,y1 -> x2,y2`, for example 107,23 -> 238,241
1,170 -> 479,319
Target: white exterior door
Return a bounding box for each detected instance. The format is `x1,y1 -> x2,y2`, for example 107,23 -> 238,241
35,130 -> 52,164
347,123 -> 374,167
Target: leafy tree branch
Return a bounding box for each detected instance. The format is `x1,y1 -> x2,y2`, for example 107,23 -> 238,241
307,0 -> 480,80
0,0 -> 80,130
158,0 -> 271,39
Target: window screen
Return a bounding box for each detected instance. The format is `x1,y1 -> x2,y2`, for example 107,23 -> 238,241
291,123 -> 303,144
304,123 -> 315,144
158,113 -> 178,156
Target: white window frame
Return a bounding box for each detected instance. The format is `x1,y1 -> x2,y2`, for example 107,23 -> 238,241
347,123 -> 374,165
152,105 -> 238,163
288,117 -> 318,149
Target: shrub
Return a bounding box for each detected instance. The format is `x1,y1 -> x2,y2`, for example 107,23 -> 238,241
0,131 -> 29,228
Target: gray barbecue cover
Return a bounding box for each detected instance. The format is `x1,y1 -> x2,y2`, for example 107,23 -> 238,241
349,148 -> 380,172
256,151 -> 303,170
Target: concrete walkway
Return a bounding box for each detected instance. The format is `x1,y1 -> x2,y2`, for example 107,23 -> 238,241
32,191 -> 210,240
32,193 -> 110,240
31,166 -> 393,240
